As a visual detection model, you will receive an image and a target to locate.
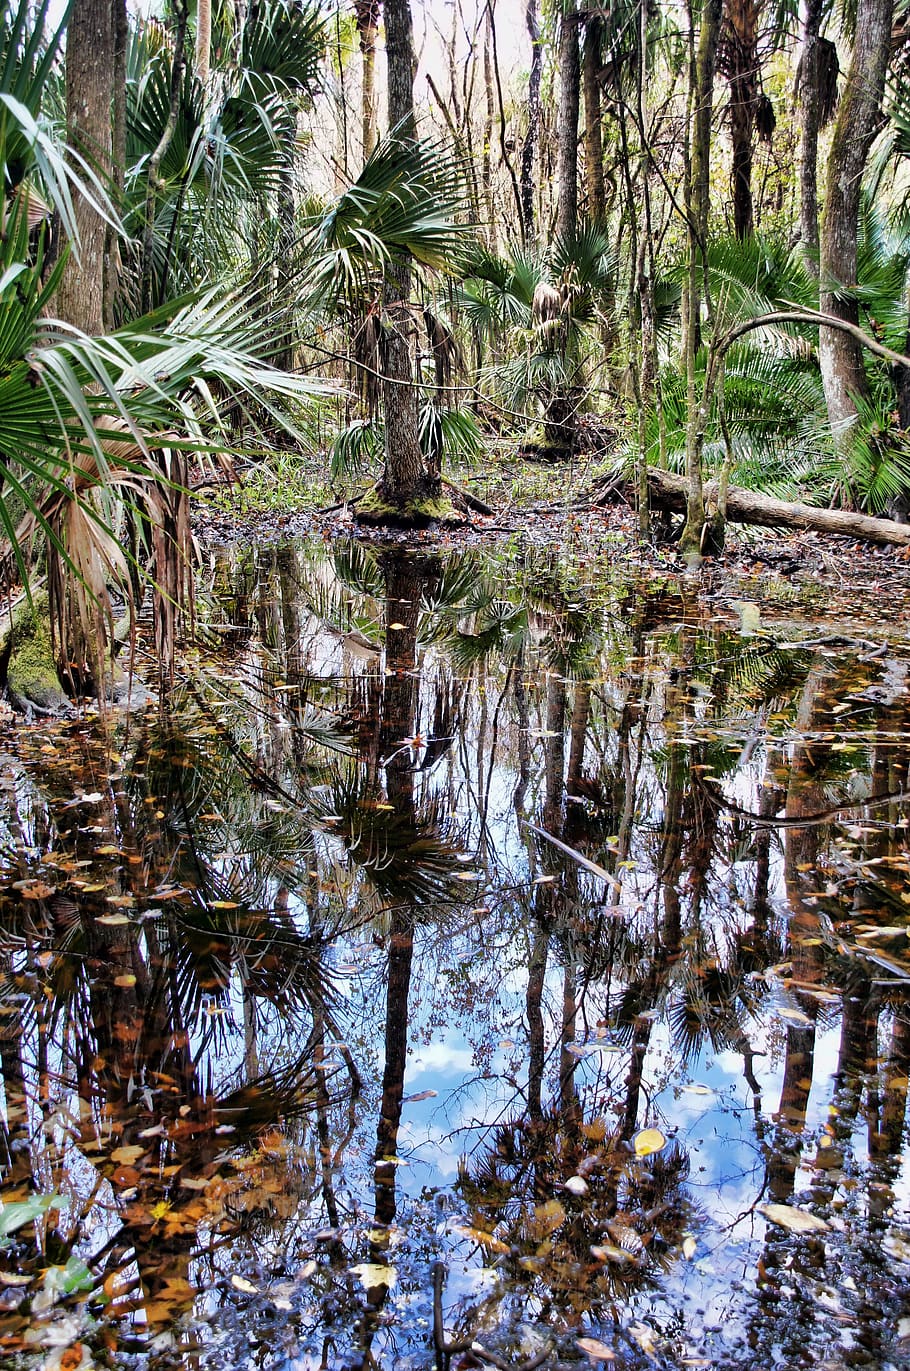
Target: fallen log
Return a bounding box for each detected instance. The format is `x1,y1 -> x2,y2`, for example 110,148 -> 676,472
646,469 -> 910,547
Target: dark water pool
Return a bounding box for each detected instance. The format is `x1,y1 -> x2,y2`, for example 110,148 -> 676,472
1,537 -> 910,1370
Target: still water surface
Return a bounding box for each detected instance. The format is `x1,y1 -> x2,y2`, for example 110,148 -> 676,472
1,537 -> 910,1370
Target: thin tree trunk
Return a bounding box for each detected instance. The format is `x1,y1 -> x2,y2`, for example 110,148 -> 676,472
727,0 -> 758,237
582,15 -> 606,219
798,0 -> 824,267
195,0 -> 211,83
103,0 -> 127,329
58,0 -> 114,334
556,0 -> 580,243
818,0 -> 893,461
375,0 -> 431,509
482,9 -> 497,250
356,0 -> 380,161
520,0 -> 542,241
680,0 -> 722,554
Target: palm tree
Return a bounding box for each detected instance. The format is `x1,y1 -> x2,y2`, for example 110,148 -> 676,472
0,0 -> 326,690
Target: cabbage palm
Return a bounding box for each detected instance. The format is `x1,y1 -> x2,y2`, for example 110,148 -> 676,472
0,0 -> 324,690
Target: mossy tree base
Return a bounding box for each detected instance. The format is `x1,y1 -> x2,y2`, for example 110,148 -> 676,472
354,482 -> 469,529
0,593 -> 70,715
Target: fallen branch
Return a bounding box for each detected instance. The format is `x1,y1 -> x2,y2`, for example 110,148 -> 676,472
646,469 -> 910,547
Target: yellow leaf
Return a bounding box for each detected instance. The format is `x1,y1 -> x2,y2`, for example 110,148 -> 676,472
210,900 -> 240,909
576,1337 -> 615,1362
110,1145 -> 145,1165
683,1236 -> 697,1260
114,974 -> 137,988
633,1127 -> 666,1157
231,1274 -> 258,1294
349,1262 -> 396,1290
759,1203 -> 830,1234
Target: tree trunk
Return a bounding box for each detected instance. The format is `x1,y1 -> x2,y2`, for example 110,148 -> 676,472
374,0 -> 433,512
520,0 -> 542,241
103,0 -> 127,329
645,466 -> 910,544
195,0 -> 211,83
798,0 -> 824,266
482,9 -> 497,251
556,0 -> 580,243
57,0 -> 114,334
680,0 -> 722,553
726,0 -> 758,237
818,0 -> 893,455
582,15 -> 606,219
357,0 -> 379,163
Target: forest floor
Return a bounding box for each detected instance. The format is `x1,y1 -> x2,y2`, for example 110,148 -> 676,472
195,448 -> 910,632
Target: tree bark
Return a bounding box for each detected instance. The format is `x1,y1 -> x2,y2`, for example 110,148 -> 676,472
195,0 -> 211,83
680,0 -> 722,553
798,0 -> 824,266
103,0 -> 127,329
355,0 -> 380,161
376,0 -> 431,508
819,0 -> 893,452
556,0 -> 580,243
645,467 -> 910,545
57,0 -> 114,334
726,0 -> 758,237
582,15 -> 606,220
520,0 -> 542,241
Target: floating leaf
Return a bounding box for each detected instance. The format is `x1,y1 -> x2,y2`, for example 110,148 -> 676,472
114,974 -> 137,988
633,1127 -> 666,1157
96,914 -> 131,926
759,1203 -> 830,1234
402,1089 -> 438,1103
231,1274 -> 258,1294
452,1225 -> 510,1254
110,1145 -> 146,1165
777,1007 -> 813,1027
564,1175 -> 589,1196
576,1337 -> 615,1361
683,1236 -> 697,1259
349,1263 -> 396,1290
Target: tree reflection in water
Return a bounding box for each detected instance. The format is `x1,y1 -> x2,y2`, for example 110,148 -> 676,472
1,537 -> 910,1368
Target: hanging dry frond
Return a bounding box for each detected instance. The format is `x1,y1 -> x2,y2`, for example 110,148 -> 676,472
353,307 -> 383,417
423,308 -> 465,393
797,38 -> 839,128
755,94 -> 776,143
818,38 -> 840,126
11,418 -> 192,696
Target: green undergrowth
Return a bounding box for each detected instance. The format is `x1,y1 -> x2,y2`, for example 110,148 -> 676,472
198,442 -> 621,521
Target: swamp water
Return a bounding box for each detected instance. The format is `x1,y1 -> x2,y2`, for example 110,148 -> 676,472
1,536 -> 910,1370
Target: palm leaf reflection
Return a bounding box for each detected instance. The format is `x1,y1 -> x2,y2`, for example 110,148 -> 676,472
457,1107 -> 694,1309
314,772 -> 474,911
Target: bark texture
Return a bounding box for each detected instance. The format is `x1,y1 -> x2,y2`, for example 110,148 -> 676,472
724,0 -> 758,237
556,0 -> 580,242
520,0 -> 542,240
819,0 -> 893,447
377,0 -> 431,507
57,0 -> 114,334
355,0 -> 380,161
680,0 -> 722,552
582,15 -> 606,219
798,0 -> 824,264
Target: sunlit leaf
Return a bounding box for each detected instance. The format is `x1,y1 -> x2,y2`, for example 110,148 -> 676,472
576,1337 -> 615,1362
633,1127 -> 667,1157
759,1203 -> 830,1234
349,1262 -> 396,1290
